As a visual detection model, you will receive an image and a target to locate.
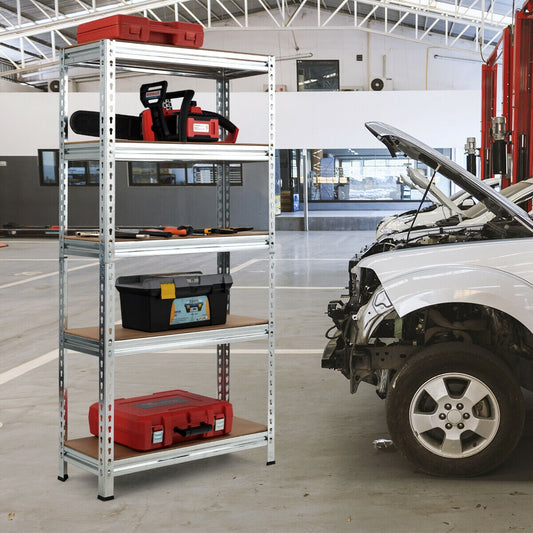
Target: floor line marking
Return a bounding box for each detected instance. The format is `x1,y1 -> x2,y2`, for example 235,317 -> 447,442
158,348 -> 324,355
0,261 -> 98,290
233,286 -> 343,290
274,258 -> 351,261
0,348 -> 323,385
239,258 -> 351,262
231,258 -> 261,273
0,349 -> 59,386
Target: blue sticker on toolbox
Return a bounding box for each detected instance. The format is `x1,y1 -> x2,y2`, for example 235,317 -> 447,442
169,295 -> 210,325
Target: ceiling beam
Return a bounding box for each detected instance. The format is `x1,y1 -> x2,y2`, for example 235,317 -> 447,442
0,0 -> 188,41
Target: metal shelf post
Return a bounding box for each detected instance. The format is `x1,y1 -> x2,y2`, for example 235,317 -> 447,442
216,76 -> 231,403
58,49 -> 70,483
96,39 -> 117,501
267,56 -> 276,465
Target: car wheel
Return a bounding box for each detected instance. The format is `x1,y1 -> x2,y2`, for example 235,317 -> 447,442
386,342 -> 524,476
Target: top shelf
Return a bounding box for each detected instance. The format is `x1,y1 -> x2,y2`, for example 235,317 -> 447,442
62,40 -> 272,80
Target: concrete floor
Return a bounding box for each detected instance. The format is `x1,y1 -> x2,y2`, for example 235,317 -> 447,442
1,231 -> 533,532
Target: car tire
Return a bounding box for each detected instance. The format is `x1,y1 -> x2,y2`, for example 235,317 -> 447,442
386,342 -> 524,476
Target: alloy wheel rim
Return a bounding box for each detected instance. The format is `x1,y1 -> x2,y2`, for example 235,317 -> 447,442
408,372 -> 500,459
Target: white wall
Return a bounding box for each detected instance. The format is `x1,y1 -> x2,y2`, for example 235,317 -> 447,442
0,90 -> 480,168
275,90 -> 481,159
0,13 -> 484,161
0,78 -> 36,91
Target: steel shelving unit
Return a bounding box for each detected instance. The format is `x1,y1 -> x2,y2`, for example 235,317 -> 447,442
57,39 -> 275,500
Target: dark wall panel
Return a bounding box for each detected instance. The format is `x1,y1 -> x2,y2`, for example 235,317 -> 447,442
0,157 -> 59,226
0,158 -> 268,230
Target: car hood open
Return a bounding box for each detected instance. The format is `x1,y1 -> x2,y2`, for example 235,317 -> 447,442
365,121 -> 533,233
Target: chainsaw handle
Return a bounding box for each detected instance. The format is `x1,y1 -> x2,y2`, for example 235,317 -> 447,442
140,81 -> 171,140
140,81 -> 195,141
140,80 -> 167,107
166,89 -> 195,141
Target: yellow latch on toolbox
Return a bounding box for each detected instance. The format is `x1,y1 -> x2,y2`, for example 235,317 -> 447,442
160,283 -> 176,300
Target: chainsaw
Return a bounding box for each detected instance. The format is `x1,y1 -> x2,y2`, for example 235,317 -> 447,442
69,80 -> 239,143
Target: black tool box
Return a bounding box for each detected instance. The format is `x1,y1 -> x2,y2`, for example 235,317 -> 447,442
88,390 -> 233,451
116,272 -> 232,332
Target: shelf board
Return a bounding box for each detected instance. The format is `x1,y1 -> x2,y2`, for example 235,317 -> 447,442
63,41 -> 271,80
64,231 -> 270,258
64,417 -> 268,477
64,315 -> 269,356
63,140 -> 269,162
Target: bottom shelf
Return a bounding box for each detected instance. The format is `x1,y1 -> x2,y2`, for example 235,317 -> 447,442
63,417 -> 267,477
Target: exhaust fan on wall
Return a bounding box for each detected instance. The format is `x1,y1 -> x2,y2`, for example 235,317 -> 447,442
48,80 -> 60,92
369,77 -> 392,91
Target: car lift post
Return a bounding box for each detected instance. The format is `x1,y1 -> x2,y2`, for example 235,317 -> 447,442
480,0 -> 533,190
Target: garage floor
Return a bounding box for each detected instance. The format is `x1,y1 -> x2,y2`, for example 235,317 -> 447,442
1,231 -> 533,532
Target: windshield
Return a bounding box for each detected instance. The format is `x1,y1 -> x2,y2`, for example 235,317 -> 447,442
365,122 -> 533,233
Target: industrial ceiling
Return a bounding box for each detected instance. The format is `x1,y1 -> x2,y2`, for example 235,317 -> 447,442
0,0 -> 519,87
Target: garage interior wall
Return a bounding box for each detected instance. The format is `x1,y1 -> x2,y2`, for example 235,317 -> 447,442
0,14 -> 484,228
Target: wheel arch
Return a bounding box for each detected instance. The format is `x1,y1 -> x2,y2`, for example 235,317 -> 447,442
389,301 -> 533,391
381,265 -> 533,335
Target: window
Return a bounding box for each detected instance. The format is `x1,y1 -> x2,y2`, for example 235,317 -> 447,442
38,149 -> 58,185
276,148 -> 454,203
38,149 -> 98,186
128,162 -> 243,186
37,152 -> 243,187
297,60 -> 340,92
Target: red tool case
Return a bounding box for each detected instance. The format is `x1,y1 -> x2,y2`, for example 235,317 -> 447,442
88,390 -> 233,451
77,14 -> 204,48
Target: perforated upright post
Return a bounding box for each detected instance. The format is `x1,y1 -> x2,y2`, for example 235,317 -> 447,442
216,76 -> 231,402
266,56 -> 276,465
58,49 -> 69,483
97,39 -> 117,501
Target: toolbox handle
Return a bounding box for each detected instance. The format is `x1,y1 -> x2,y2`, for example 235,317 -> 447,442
174,422 -> 212,437
147,20 -> 200,45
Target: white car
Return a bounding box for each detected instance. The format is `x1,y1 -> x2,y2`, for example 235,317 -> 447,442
376,169 -> 470,237
323,121 -> 533,477
376,169 -> 506,238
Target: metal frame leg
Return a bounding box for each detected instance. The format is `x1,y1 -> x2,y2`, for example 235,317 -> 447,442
97,39 -> 117,501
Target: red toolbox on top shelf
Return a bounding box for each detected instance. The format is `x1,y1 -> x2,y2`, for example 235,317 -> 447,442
77,14 -> 204,48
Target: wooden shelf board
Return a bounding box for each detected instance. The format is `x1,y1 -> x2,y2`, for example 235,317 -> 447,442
65,417 -> 267,460
65,315 -> 268,341
66,231 -> 268,243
